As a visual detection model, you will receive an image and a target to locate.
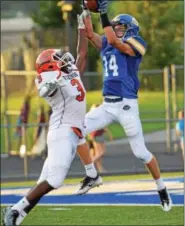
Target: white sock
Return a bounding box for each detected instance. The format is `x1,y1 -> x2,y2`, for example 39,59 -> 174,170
15,210 -> 27,225
11,197 -> 30,213
155,178 -> 166,191
85,163 -> 97,178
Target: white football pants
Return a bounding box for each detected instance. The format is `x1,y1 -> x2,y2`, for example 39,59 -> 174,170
79,98 -> 153,163
37,126 -> 79,189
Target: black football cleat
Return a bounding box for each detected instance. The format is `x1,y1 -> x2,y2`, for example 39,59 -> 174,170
2,206 -> 19,226
158,187 -> 172,212
76,175 -> 103,195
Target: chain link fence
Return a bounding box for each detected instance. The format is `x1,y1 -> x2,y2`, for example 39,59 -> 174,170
1,65 -> 184,181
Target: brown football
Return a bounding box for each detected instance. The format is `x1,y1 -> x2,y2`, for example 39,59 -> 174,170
84,0 -> 99,13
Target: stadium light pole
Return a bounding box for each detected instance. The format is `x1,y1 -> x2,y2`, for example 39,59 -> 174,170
57,1 -> 73,51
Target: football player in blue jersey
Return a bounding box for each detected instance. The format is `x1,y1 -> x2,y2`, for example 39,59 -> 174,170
76,0 -> 172,212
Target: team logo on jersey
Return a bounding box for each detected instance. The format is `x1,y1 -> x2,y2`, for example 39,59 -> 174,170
123,105 -> 130,110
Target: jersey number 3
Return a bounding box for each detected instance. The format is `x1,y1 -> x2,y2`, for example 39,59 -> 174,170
71,78 -> 85,102
103,55 -> 118,77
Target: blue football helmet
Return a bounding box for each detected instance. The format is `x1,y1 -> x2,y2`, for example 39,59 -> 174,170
111,14 -> 140,38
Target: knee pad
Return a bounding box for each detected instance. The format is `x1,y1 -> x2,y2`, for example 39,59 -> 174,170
134,147 -> 153,164
37,173 -> 47,185
130,139 -> 153,163
37,178 -> 44,185
47,166 -> 69,189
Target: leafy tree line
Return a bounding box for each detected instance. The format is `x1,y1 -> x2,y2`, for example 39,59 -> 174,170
2,1 -> 183,91
30,0 -> 183,72
2,0 -> 183,71
6,0 -> 180,90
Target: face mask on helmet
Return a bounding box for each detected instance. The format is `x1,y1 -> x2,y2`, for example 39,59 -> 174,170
36,49 -> 75,74
111,21 -> 128,38
52,50 -> 75,74
111,14 -> 140,38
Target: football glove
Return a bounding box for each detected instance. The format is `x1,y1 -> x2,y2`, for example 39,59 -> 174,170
82,0 -> 91,17
77,14 -> 85,29
98,0 -> 108,14
39,80 -> 58,97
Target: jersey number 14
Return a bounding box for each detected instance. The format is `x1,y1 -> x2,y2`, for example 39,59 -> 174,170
103,55 -> 118,77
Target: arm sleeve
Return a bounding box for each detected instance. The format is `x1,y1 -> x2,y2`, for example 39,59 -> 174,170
125,36 -> 147,56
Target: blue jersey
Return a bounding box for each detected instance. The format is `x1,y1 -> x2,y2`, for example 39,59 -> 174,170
176,119 -> 184,139
101,35 -> 147,99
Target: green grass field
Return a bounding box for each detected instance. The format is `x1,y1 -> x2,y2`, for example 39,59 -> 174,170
19,206 -> 183,225
1,172 -> 184,225
1,205 -> 183,225
1,90 -> 184,153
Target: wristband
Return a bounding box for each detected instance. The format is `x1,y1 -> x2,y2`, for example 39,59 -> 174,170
100,12 -> 111,28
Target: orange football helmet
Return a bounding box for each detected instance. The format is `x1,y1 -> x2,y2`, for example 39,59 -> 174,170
36,49 -> 75,74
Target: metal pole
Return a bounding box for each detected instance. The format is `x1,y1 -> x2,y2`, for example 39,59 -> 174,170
67,17 -> 72,51
64,12 -> 71,51
65,16 -> 69,49
22,124 -> 28,180
1,72 -> 12,154
59,2 -> 73,51
163,67 -> 172,153
171,64 -> 178,152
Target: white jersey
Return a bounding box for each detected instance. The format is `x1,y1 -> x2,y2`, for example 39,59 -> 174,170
35,65 -> 86,131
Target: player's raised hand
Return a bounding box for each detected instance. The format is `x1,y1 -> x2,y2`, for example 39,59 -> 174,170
98,0 -> 108,14
79,1 -> 93,38
82,0 -> 91,18
82,0 -> 88,10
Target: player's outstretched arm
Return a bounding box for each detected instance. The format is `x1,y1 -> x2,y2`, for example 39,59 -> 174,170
98,0 -> 136,56
76,13 -> 88,76
103,26 -> 136,56
83,9 -> 102,50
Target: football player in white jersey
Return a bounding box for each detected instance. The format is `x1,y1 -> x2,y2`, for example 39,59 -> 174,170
2,13 -> 102,226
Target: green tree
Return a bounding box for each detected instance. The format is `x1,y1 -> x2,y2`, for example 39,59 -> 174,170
109,1 -> 184,69
31,0 -> 82,28
31,1 -> 63,28
30,0 -> 184,76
